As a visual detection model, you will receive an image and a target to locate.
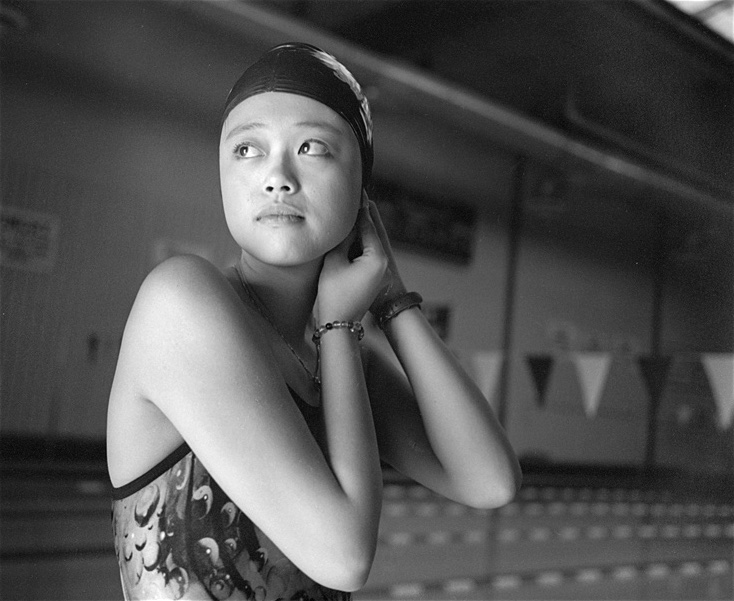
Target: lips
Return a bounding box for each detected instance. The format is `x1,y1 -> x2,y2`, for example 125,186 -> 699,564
255,204 -> 305,222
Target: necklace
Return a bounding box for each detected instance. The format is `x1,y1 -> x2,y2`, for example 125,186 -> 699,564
234,265 -> 321,391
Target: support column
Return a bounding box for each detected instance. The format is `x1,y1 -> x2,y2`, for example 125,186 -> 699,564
643,210 -> 669,470
495,155 -> 527,429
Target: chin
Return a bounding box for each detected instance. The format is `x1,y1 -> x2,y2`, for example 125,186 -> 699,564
248,246 -> 325,269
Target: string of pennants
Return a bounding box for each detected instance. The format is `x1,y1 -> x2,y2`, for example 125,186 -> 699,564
468,352 -> 734,429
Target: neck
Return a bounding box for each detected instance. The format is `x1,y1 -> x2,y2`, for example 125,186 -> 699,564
235,253 -> 321,343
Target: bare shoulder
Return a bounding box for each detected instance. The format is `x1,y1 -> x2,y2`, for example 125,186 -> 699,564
122,255 -> 266,391
126,255 -> 249,346
107,255 -> 271,485
133,254 -> 235,320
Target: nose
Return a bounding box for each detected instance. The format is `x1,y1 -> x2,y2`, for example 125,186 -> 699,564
263,152 -> 298,195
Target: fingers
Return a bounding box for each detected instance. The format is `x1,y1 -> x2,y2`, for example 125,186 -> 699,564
361,197 -> 408,312
358,204 -> 385,260
318,202 -> 389,320
327,226 -> 357,263
366,197 -> 387,234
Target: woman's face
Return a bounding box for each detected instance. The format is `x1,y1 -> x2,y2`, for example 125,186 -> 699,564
220,92 -> 363,268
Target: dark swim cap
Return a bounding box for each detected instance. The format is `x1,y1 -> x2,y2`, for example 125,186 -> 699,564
222,42 -> 374,184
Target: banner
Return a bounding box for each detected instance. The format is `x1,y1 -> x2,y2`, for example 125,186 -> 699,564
701,353 -> 734,430
571,352 -> 612,418
526,354 -> 554,408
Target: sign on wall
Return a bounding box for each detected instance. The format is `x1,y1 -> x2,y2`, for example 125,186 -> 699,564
0,206 -> 60,272
370,180 -> 477,264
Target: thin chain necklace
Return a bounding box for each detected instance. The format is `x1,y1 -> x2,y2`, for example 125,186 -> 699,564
234,265 -> 321,391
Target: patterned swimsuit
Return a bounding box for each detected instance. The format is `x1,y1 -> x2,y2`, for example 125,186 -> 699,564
111,389 -> 350,601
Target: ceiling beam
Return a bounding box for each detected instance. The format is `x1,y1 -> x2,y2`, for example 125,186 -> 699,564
184,0 -> 731,216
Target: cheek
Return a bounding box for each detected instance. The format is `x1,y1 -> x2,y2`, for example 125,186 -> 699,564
331,182 -> 362,237
219,175 -> 250,242
340,162 -> 364,217
220,182 -> 241,227
219,159 -> 252,216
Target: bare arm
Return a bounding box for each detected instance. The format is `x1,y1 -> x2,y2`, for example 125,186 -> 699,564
367,311 -> 521,508
119,254 -> 381,591
365,201 -> 521,508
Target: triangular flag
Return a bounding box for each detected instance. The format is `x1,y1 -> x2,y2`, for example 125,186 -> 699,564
701,353 -> 734,430
637,356 -> 672,404
571,352 -> 612,418
526,354 -> 554,407
470,351 -> 503,411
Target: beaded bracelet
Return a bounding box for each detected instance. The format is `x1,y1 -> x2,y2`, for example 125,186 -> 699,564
375,292 -> 423,330
312,320 -> 365,345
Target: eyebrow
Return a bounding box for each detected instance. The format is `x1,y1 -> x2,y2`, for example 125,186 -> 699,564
224,119 -> 345,141
292,120 -> 345,137
224,121 -> 266,141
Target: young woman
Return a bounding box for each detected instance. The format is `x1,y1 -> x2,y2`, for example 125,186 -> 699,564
107,43 -> 521,601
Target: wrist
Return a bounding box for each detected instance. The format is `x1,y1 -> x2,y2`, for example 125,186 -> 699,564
316,300 -> 365,325
312,320 -> 365,345
372,291 -> 423,330
369,283 -> 408,317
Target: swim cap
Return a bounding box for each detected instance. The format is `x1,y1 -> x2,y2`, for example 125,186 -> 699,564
222,42 -> 374,184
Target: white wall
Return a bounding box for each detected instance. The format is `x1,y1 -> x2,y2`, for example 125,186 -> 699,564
1,81 -> 238,438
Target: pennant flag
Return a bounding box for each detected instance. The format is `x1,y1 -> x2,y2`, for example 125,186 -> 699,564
637,356 -> 672,405
526,354 -> 554,408
571,352 -> 612,418
470,351 -> 503,411
701,353 -> 734,430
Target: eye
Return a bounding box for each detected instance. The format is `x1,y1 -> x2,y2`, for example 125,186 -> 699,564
233,142 -> 263,158
299,140 -> 330,156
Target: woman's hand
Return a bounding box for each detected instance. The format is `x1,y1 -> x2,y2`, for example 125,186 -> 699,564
317,199 -> 388,322
365,199 -> 408,316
